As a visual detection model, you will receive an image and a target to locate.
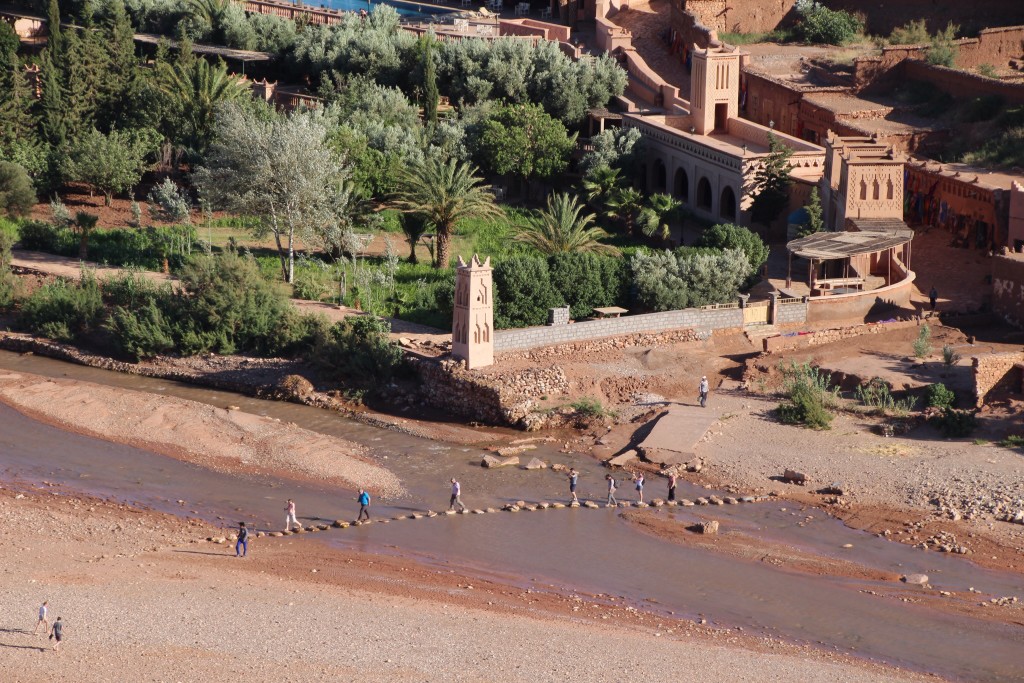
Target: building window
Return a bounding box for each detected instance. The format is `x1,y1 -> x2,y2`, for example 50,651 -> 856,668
653,159 -> 667,193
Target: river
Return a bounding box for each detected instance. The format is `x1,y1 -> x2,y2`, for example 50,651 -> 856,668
0,350 -> 1021,681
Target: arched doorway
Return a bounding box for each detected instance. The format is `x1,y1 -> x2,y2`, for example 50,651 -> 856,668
720,186 -> 737,221
652,159 -> 667,193
696,177 -> 712,211
673,168 -> 689,202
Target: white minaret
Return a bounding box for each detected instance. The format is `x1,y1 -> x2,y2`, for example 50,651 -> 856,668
690,45 -> 740,135
451,254 -> 494,370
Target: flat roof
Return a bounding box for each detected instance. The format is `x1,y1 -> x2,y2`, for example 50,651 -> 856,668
788,227 -> 913,260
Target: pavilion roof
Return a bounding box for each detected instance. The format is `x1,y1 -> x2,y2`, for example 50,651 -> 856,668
787,225 -> 913,260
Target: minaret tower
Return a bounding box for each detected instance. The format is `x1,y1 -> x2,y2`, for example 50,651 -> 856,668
451,254 -> 494,369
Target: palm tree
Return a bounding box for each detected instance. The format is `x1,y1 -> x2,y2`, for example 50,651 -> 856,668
155,53 -> 249,155
389,156 -> 502,268
637,193 -> 683,243
517,193 -> 619,256
602,186 -> 644,234
581,165 -> 623,211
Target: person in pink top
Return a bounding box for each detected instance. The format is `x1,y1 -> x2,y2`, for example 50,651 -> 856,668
284,499 -> 299,531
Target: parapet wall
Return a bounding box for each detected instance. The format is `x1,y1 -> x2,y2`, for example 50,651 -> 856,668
494,306 -> 744,352
992,253 -> 1024,328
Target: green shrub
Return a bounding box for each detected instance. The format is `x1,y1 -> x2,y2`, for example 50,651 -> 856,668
913,324 -> 931,359
887,19 -> 930,45
926,23 -> 959,67
493,255 -> 560,328
547,252 -> 625,319
0,228 -> 17,308
977,63 -> 998,78
18,221 -> 74,253
20,270 -> 104,342
997,434 -> 1024,449
292,262 -> 334,301
856,377 -> 917,415
795,0 -> 863,45
106,299 -> 177,360
941,344 -> 962,366
925,382 -> 955,409
570,397 -> 608,418
774,361 -> 838,429
696,223 -> 769,276
932,407 -> 977,437
310,315 -> 404,386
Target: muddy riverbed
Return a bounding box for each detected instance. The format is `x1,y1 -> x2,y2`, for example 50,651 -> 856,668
1,352 -> 1022,681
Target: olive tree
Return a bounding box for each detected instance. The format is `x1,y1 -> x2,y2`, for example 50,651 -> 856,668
194,105 -> 351,283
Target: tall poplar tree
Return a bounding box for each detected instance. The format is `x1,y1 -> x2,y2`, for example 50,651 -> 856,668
750,132 -> 794,227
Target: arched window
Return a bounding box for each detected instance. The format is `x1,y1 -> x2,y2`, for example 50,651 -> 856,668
886,178 -> 894,200
720,186 -> 737,221
674,168 -> 689,202
697,177 -> 712,211
860,179 -> 868,201
872,179 -> 880,200
653,159 -> 667,193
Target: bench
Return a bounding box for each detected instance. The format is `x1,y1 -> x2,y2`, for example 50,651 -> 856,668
593,306 -> 629,318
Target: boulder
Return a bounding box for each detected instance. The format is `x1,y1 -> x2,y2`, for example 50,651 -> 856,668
521,458 -> 548,470
607,450 -> 638,467
680,499 -> 694,506
901,573 -> 929,586
697,520 -> 719,535
550,463 -> 569,473
695,497 -> 709,506
783,469 -> 808,485
583,501 -> 600,509
686,459 -> 704,473
482,454 -> 520,468
708,496 -> 724,505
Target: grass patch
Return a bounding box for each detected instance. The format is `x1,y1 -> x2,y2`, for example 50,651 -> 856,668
997,435 -> 1024,449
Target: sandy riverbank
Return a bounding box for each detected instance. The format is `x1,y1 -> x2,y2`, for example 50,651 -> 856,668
0,371 -> 405,499
0,484 -> 937,683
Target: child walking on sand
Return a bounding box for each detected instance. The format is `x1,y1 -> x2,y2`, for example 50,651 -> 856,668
33,601 -> 48,636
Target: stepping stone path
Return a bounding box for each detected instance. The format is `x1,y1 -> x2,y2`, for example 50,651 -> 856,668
206,493 -> 767,542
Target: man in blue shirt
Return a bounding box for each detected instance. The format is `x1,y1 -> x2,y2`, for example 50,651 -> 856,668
356,489 -> 371,522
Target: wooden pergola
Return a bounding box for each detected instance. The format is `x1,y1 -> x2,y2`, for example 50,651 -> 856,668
786,220 -> 914,295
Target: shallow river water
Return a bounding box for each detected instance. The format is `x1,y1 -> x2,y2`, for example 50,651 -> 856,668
0,351 -> 1022,681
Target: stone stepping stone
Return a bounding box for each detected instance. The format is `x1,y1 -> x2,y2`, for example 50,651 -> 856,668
317,524 -> 330,530
695,498 -> 709,506
633,502 -> 649,508
472,509 -> 486,514
724,497 -> 738,505
709,496 -> 724,505
583,501 -> 600,509
550,502 -> 566,509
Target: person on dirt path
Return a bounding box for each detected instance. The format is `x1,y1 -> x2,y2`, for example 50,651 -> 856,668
285,499 -> 299,531
699,376 -> 710,408
633,472 -> 645,503
235,522 -> 249,558
667,471 -> 677,502
929,285 -> 938,313
567,468 -> 579,504
49,617 -> 63,653
449,479 -> 466,512
605,474 -> 618,506
356,489 -> 371,522
33,601 -> 48,636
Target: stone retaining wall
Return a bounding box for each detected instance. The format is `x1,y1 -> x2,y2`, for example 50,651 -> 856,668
410,356 -> 568,429
775,301 -> 808,325
761,318 -> 920,354
499,328 -> 704,362
494,306 -> 745,352
972,351 -> 1024,407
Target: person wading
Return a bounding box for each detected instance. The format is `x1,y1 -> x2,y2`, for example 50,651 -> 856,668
567,468 -> 579,504
284,499 -> 299,531
449,478 -> 466,512
605,474 -> 618,506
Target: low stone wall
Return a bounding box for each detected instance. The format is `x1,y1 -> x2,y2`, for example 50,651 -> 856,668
992,252 -> 1024,328
500,328 -> 704,362
775,301 -> 808,325
494,306 -> 745,352
410,356 -> 568,429
761,318 -> 920,354
973,351 -> 1024,407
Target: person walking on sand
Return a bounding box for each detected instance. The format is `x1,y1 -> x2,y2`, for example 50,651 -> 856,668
699,376 -> 710,408
235,522 -> 249,558
633,472 -> 645,503
449,478 -> 466,512
929,285 -> 938,313
605,474 -> 618,506
49,617 -> 63,653
567,468 -> 579,504
356,489 -> 371,522
284,499 -> 299,531
33,601 -> 48,636
667,471 -> 677,502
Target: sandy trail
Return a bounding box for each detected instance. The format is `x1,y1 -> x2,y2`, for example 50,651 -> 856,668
0,371 -> 405,498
